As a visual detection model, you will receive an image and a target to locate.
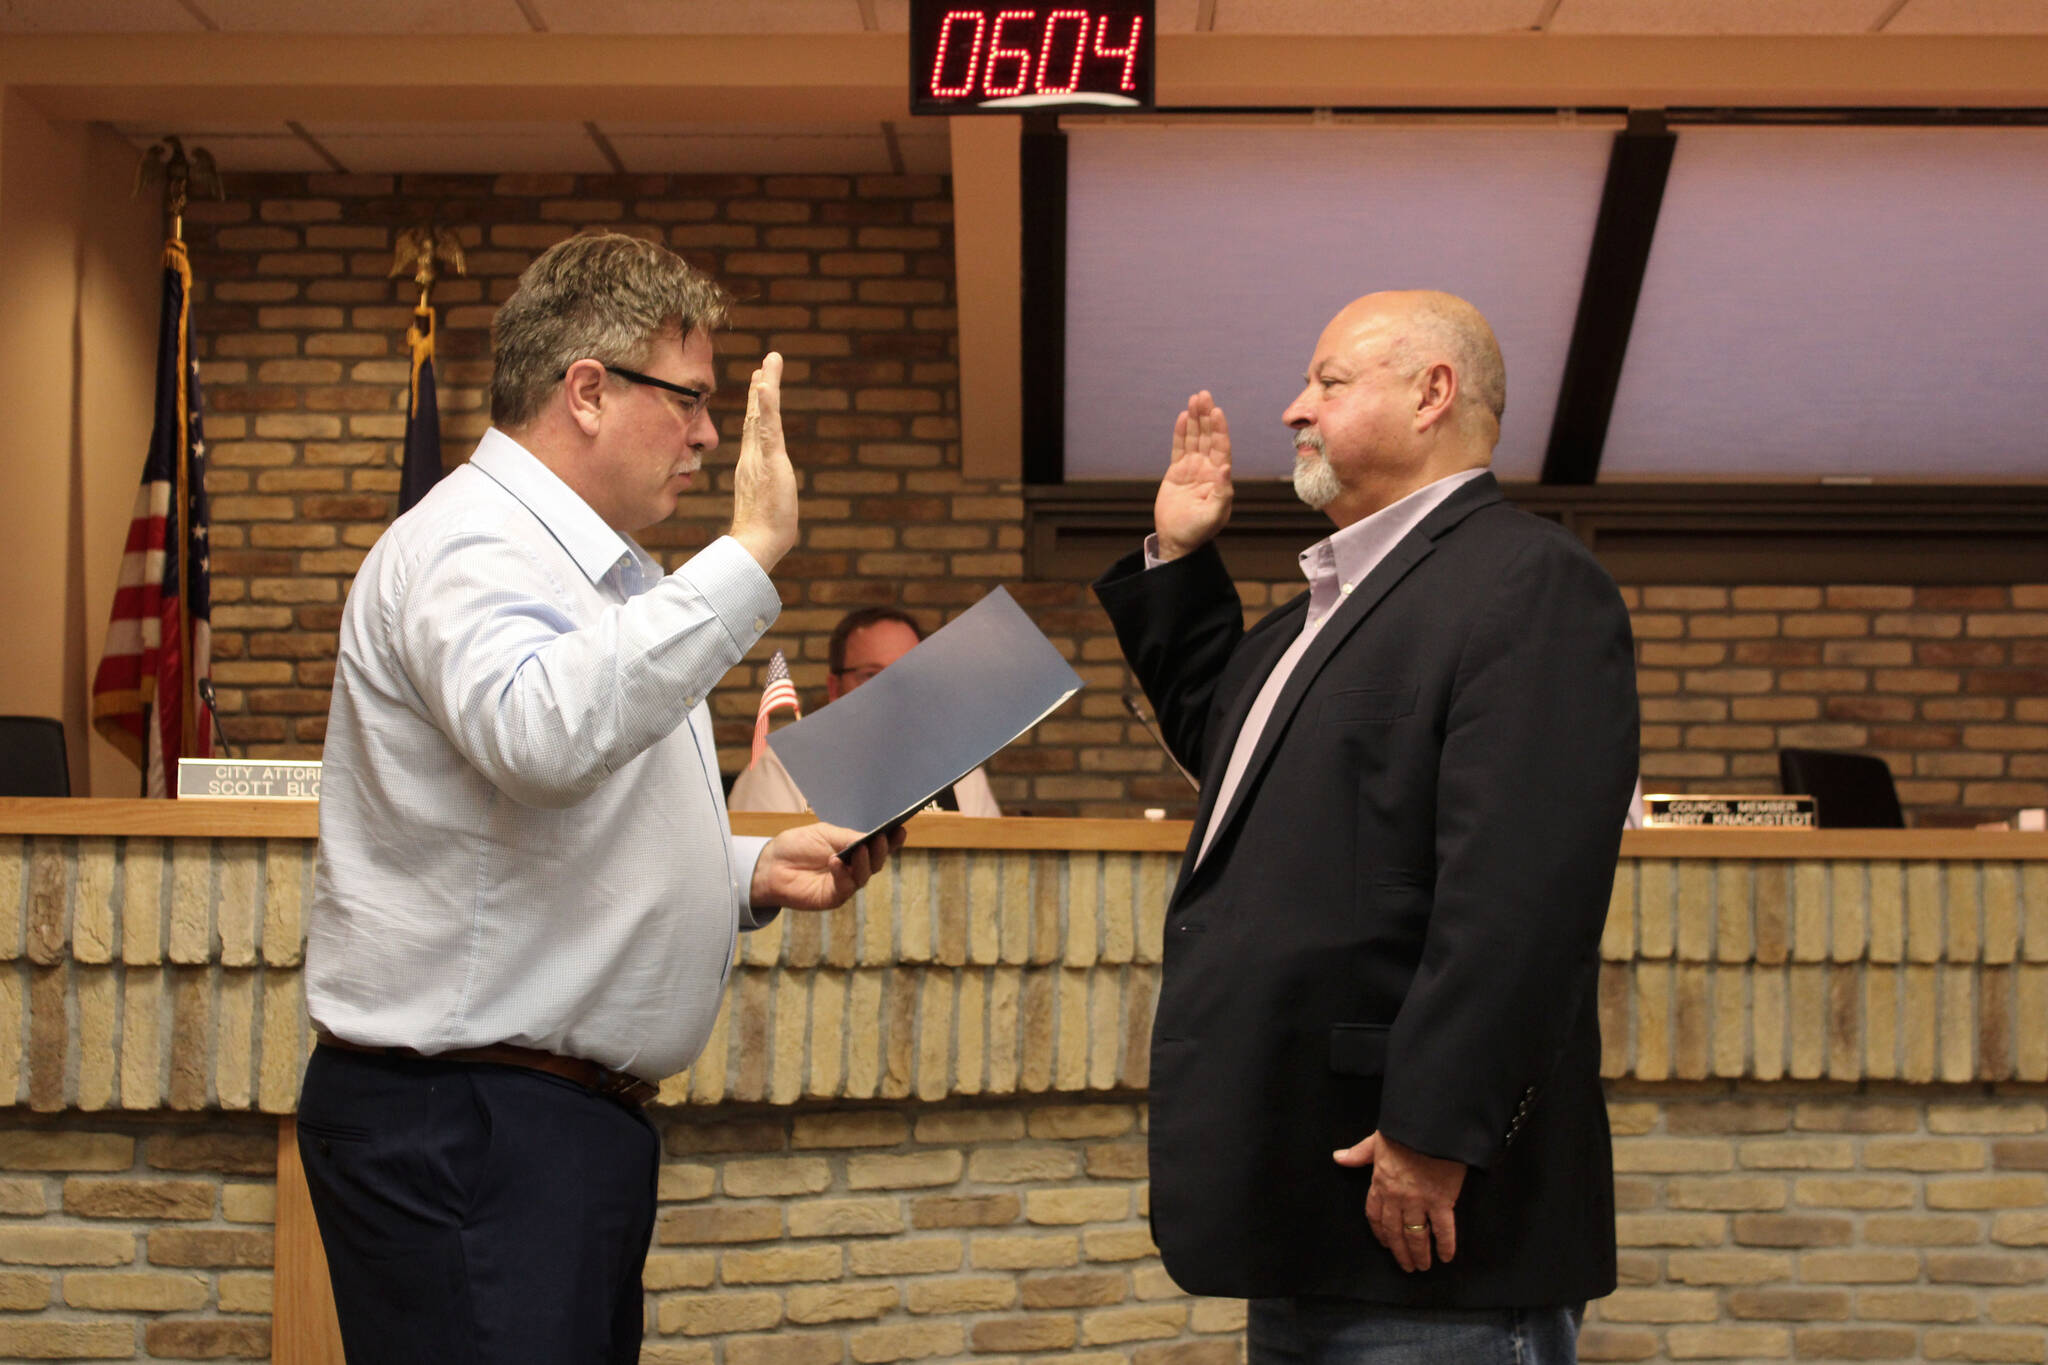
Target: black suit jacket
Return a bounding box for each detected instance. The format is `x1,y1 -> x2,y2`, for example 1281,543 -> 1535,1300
1094,473 -> 1638,1307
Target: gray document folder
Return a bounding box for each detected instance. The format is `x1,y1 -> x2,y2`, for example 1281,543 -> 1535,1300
766,587 -> 1083,840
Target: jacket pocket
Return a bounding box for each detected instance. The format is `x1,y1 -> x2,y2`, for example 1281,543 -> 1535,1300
1328,1023 -> 1391,1076
1321,685 -> 1416,725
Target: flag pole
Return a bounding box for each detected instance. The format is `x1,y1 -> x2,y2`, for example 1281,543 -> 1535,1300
143,136 -> 221,775
163,160 -> 195,760
97,137 -> 220,793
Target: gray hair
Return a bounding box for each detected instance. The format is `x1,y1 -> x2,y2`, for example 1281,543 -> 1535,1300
490,232 -> 731,428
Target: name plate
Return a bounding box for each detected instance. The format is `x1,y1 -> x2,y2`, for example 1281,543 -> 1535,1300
177,758 -> 322,801
1644,795 -> 1817,829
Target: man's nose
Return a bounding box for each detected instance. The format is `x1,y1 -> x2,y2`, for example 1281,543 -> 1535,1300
1282,390 -> 1312,428
695,409 -> 720,453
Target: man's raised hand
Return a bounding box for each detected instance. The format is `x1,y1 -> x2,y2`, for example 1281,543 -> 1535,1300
731,352 -> 798,572
1154,391 -> 1233,562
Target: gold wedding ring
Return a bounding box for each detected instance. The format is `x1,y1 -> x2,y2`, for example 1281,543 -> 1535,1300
1403,1222 -> 1426,1231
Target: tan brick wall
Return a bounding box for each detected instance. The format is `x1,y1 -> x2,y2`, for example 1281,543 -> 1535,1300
1589,1087 -> 2048,1363
181,174 -> 2046,822
2,1093 -> 2044,1363
2,829 -> 2044,1358
0,1117 -> 276,1361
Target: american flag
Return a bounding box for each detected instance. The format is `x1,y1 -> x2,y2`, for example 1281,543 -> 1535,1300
751,650 -> 801,764
90,237 -> 213,797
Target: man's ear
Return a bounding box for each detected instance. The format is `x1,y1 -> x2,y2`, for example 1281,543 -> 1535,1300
563,358 -> 608,437
1414,361 -> 1458,433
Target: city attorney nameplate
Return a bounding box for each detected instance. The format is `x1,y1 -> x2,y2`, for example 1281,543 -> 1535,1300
1643,795 -> 1816,829
177,758 -> 321,801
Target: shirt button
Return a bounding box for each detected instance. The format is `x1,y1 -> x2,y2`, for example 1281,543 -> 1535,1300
752,617 -> 767,632
1340,583 -> 1355,595
684,695 -> 698,707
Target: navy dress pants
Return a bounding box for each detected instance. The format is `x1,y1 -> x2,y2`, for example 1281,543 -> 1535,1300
296,1045 -> 660,1365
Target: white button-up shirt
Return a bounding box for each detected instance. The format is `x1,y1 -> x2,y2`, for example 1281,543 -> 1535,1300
307,427 -> 782,1081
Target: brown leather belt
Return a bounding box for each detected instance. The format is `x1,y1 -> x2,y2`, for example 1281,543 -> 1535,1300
317,1032 -> 660,1108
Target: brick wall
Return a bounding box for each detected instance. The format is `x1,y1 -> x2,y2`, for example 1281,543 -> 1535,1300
181,175 -> 2048,824
1575,1087 -> 2048,1363
3,1094 -> 2043,1363
0,1118 -> 276,1361
1625,586 -> 2048,828
5,829 -> 2046,1359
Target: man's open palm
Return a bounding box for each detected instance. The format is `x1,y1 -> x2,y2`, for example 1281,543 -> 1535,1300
1154,390 -> 1233,561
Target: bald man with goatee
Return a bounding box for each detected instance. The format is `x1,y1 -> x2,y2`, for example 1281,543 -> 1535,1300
1095,292 -> 1639,1363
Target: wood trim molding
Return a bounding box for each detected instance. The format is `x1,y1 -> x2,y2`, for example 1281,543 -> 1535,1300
11,34 -> 2044,124
1154,35 -> 2048,109
951,116 -> 1024,482
6,800 -> 2045,859
1025,480 -> 2048,584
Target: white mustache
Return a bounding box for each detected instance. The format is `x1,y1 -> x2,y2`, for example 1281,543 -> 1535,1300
1294,430 -> 1325,458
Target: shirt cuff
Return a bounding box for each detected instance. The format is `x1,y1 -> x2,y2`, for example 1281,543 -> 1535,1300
1142,533 -> 1168,571
732,835 -> 781,931
679,535 -> 782,654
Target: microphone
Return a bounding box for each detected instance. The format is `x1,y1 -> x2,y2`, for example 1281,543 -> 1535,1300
197,679 -> 238,759
1122,691 -> 1198,792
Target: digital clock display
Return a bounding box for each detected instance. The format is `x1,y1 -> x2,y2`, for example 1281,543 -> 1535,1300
909,0 -> 1155,115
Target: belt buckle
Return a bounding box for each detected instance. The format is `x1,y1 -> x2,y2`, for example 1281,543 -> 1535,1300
594,1067 -> 657,1108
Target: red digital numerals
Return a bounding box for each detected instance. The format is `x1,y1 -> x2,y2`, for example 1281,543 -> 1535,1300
928,6 -> 1144,100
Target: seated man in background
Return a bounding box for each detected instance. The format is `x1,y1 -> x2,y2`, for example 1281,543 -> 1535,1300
729,605 -> 1002,816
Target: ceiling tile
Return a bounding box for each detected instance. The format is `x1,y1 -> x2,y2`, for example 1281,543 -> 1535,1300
604,120 -> 885,135
1213,0 -> 1550,32
0,0 -> 203,32
309,128 -> 613,173
196,0 -> 530,31
114,120 -> 290,138
1548,0 -> 1893,33
131,134 -> 331,172
307,119 -> 583,136
611,133 -> 896,173
1884,0 -> 2048,32
531,0 -> 865,33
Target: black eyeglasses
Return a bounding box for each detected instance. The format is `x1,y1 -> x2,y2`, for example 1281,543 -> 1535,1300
560,363 -> 709,418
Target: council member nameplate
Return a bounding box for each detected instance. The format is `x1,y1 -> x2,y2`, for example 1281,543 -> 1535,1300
1643,794 -> 1816,829
177,758 -> 322,801
768,587 -> 1082,843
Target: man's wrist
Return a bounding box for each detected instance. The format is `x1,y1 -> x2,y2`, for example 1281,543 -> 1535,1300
730,526 -> 789,573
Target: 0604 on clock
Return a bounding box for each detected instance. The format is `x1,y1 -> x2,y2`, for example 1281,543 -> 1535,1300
909,0 -> 1155,114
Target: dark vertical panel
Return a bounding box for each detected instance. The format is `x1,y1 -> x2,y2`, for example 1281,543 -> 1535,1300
1541,110 -> 1677,485
1020,114 -> 1068,485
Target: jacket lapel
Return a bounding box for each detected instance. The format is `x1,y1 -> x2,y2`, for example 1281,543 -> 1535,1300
1174,474 -> 1506,900
1170,595 -> 1307,894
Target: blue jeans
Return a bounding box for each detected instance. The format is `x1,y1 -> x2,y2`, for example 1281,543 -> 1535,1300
1248,1297 -> 1584,1365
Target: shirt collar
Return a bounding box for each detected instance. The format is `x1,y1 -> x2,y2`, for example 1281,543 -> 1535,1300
1299,466 -> 1491,614
468,427 -> 639,586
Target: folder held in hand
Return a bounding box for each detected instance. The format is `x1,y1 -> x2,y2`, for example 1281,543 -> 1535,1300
766,587 -> 1083,845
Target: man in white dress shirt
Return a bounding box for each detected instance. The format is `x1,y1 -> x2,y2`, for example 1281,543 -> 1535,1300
729,605 -> 1002,816
300,233 -> 900,1364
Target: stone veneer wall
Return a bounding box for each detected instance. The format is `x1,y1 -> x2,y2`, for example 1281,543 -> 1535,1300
1,830 -> 2046,1361
176,173 -> 2048,825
